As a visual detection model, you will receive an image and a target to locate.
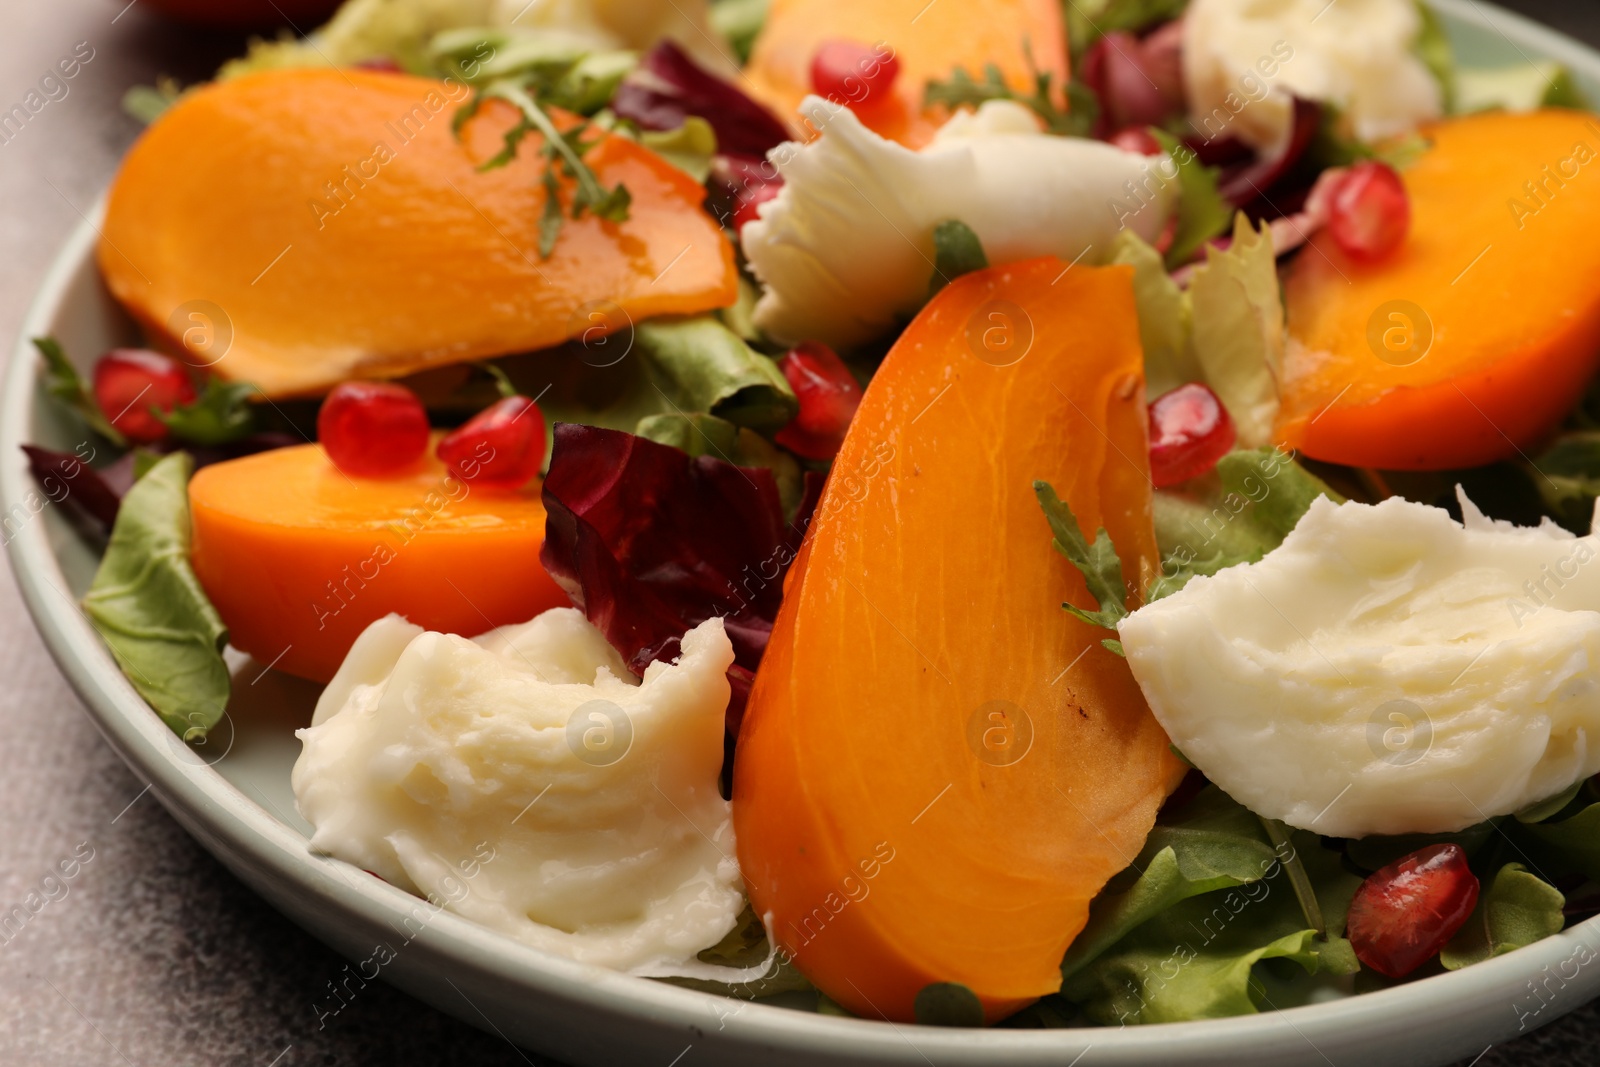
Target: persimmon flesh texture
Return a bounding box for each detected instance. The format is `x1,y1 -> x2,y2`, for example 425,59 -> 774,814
1278,109 -> 1600,470
99,69 -> 737,397
743,0 -> 1067,147
188,442 -> 566,683
734,259 -> 1183,1023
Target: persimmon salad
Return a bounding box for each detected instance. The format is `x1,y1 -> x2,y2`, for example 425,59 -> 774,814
29,0 -> 1600,1030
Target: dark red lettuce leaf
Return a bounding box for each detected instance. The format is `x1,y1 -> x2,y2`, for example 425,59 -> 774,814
20,432 -> 298,539
21,445 -> 124,533
540,423 -> 820,733
1218,97 -> 1322,209
611,40 -> 791,161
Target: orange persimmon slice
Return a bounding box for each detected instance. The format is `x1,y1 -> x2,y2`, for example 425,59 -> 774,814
743,0 -> 1067,146
99,69 -> 737,397
1277,109 -> 1600,470
188,442 -> 567,683
733,258 -> 1183,1023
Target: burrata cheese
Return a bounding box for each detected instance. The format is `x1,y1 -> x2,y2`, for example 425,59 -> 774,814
1119,491 -> 1600,837
292,608 -> 744,972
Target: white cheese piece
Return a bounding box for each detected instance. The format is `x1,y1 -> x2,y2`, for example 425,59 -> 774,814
292,608 -> 744,972
1183,0 -> 1443,156
741,97 -> 1177,348
1119,491 -> 1600,837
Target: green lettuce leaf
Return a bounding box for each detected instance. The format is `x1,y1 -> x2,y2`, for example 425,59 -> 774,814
638,117 -> 717,182
928,219 -> 989,298
1440,864 -> 1565,969
1150,130 -> 1233,270
122,77 -> 185,125
1106,229 -> 1197,398
1149,448 -> 1342,599
634,317 -> 797,433
1034,482 -> 1128,634
1520,799 -> 1600,881
220,0 -> 502,78
655,904 -> 814,999
34,336 -> 125,446
1060,818 -> 1360,1025
1185,215 -> 1284,447
1062,787 -> 1281,979
636,412 -> 804,517
81,453 -> 229,740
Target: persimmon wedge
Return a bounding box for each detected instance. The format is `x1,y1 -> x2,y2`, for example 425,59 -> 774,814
100,69 -> 737,397
1277,109 -> 1600,469
733,259 -> 1183,1023
188,442 -> 566,683
743,0 -> 1067,146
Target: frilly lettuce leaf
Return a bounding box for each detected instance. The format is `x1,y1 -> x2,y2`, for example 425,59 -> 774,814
1107,229 -> 1196,398
1441,864 -> 1565,970
1113,215 -> 1284,444
1185,215 -> 1285,448
1456,61 -> 1589,114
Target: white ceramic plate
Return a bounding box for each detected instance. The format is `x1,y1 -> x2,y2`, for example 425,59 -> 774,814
10,4 -> 1600,1063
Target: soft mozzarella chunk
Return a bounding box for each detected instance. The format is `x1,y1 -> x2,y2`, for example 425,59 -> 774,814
1183,0 -> 1443,155
1119,492 -> 1600,837
292,608 -> 743,972
741,98 -> 1177,348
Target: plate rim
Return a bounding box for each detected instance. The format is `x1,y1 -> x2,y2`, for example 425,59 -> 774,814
8,2 -> 1600,1062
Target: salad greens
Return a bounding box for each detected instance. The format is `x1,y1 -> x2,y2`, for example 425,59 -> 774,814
1033,482 -> 1130,640
35,337 -> 125,446
1057,788 -> 1360,1025
1149,131 -> 1233,270
928,219 -> 989,297
81,453 -> 229,741
157,379 -> 259,446
1184,216 -> 1283,447
633,317 -> 797,432
924,61 -> 1093,138
1440,864 -> 1565,969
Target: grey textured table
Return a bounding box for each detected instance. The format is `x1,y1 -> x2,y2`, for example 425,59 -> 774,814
1,2 -> 1598,1065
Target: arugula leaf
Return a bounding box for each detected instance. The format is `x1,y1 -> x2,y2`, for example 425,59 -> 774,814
470,80 -> 632,258
928,219 -> 989,297
1062,787 -> 1281,979
1413,0 -> 1456,113
634,317 -> 797,433
636,412 -> 805,518
1034,482 -> 1129,631
652,903 -> 814,999
1149,448 -> 1342,600
1149,131 -> 1232,270
158,378 -> 258,446
1060,821 -> 1360,1024
1516,778 -> 1587,824
924,60 -> 1090,138
34,337 -> 125,446
1529,431 -> 1600,533
1440,864 -> 1565,969
914,983 -> 985,1027
1344,822 -> 1501,873
81,452 -> 229,740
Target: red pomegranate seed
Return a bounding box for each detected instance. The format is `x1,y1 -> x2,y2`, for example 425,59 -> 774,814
1147,383 -> 1236,487
810,40 -> 900,108
436,395 -> 547,489
774,342 -> 863,460
1326,160 -> 1411,261
1109,126 -> 1164,156
317,381 -> 430,477
93,349 -> 197,444
733,179 -> 783,233
1348,844 -> 1480,978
